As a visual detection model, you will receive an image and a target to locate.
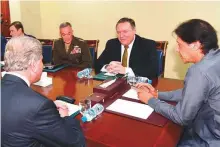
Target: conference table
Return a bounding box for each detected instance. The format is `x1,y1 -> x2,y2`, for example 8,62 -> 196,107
31,67 -> 184,147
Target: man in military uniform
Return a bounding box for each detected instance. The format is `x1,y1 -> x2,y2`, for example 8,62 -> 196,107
53,22 -> 92,68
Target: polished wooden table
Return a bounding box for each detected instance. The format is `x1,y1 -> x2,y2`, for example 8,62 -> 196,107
32,67 -> 184,147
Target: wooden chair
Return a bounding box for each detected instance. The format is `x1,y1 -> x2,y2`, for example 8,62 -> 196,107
155,41 -> 168,77
85,40 -> 99,67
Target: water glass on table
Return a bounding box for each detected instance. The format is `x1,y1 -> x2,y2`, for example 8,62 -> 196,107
127,76 -> 137,86
79,99 -> 91,115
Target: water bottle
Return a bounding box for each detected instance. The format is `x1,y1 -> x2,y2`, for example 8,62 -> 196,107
77,68 -> 92,79
148,79 -> 152,84
81,103 -> 104,122
135,76 -> 152,84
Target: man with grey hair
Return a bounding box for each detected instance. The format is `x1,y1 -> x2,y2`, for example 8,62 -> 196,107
1,36 -> 85,147
53,22 -> 92,68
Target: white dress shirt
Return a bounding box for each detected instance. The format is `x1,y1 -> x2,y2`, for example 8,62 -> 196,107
5,72 -> 30,87
101,36 -> 136,76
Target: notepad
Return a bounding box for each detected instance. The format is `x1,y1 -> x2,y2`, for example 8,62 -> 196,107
54,100 -> 80,117
122,88 -> 139,100
106,99 -> 154,119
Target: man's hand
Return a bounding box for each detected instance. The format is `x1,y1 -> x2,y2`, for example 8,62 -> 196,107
136,83 -> 158,98
106,61 -> 126,74
137,89 -> 155,104
54,101 -> 69,117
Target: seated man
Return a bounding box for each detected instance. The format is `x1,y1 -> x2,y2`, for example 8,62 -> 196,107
95,17 -> 158,79
9,21 -> 36,38
1,36 -> 85,146
53,22 -> 92,68
137,19 -> 220,147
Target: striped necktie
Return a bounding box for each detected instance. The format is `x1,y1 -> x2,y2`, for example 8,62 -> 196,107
122,45 -> 128,67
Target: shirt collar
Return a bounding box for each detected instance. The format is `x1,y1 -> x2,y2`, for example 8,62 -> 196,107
6,72 -> 30,87
121,35 -> 136,49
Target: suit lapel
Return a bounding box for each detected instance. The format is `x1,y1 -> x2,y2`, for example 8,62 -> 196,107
115,40 -> 122,61
129,35 -> 139,66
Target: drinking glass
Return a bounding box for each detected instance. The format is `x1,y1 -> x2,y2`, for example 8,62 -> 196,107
127,76 -> 137,86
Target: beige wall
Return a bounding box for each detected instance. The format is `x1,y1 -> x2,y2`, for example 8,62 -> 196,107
9,1 -> 42,37
10,1 -> 220,80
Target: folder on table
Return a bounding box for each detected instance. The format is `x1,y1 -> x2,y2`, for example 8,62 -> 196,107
43,64 -> 68,73
93,72 -> 124,81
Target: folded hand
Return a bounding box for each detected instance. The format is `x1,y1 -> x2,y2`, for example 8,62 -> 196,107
136,83 -> 158,98
136,83 -> 158,104
54,101 -> 69,117
106,61 -> 126,74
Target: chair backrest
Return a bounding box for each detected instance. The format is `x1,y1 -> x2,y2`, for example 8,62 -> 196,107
38,39 -> 54,64
155,41 -> 168,77
85,40 -> 99,67
38,39 -> 54,45
42,45 -> 53,64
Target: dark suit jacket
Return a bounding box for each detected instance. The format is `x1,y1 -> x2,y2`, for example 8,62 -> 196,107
53,36 -> 92,68
95,35 -> 158,79
1,74 -> 85,147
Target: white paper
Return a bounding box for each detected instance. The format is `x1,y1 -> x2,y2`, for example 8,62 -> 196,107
104,72 -> 116,76
33,77 -> 52,87
123,88 -> 139,100
54,100 -> 80,116
1,71 -> 6,77
33,72 -> 52,87
0,61 -> 5,66
106,99 -> 154,119
99,79 -> 116,88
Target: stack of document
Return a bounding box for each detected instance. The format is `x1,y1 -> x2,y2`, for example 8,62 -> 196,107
122,88 -> 139,100
33,72 -> 52,87
106,99 -> 154,119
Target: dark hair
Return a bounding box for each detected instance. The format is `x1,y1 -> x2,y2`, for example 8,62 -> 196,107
59,22 -> 72,29
116,17 -> 136,29
9,21 -> 24,33
174,19 -> 218,54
